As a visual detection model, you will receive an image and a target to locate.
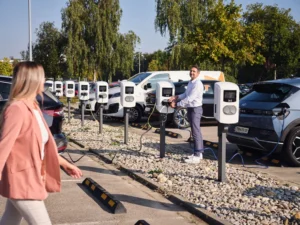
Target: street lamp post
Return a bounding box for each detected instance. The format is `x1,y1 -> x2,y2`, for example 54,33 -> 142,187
138,47 -> 141,73
28,0 -> 32,61
139,51 -> 141,73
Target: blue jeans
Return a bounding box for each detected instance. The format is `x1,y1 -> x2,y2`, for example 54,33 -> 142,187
187,106 -> 204,156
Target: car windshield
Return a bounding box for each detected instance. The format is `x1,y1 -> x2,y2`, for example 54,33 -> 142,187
128,72 -> 152,84
242,83 -> 296,102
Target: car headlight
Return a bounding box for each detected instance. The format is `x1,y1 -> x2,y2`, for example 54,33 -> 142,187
110,92 -> 120,98
223,105 -> 237,115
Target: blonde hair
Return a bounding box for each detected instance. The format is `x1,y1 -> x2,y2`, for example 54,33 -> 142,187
0,61 -> 45,134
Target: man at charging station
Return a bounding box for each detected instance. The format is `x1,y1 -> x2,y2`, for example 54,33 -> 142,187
168,65 -> 204,163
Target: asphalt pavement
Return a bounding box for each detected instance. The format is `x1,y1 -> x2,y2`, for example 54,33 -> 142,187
0,142 -> 206,225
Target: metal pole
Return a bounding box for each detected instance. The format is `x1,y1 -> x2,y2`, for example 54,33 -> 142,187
139,51 -> 141,73
124,108 -> 129,144
218,123 -> 228,182
99,105 -> 103,134
160,113 -> 166,158
67,97 -> 70,123
81,101 -> 85,127
28,0 -> 32,61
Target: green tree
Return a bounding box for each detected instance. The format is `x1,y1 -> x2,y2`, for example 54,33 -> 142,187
243,3 -> 300,81
148,59 -> 159,71
62,0 -> 139,81
185,1 -> 264,71
155,0 -> 264,79
33,22 -> 65,79
0,58 -> 13,75
155,0 -> 216,43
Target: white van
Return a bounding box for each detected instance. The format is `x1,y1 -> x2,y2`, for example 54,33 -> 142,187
85,70 -> 225,122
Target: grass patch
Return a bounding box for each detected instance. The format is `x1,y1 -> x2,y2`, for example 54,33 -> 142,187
111,141 -> 121,146
148,168 -> 163,175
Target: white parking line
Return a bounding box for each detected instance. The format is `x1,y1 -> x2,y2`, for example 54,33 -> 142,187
61,179 -> 84,182
55,221 -> 118,225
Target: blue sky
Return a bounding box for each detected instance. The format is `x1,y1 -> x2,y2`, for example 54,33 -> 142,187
0,0 -> 299,59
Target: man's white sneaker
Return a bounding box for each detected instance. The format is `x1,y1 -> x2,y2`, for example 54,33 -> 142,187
185,153 -> 203,159
183,155 -> 201,163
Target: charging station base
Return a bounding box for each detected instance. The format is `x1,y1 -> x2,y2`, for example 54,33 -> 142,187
99,104 -> 104,134
67,97 -> 71,123
81,100 -> 86,127
218,123 -> 228,182
124,108 -> 130,144
159,113 -> 167,158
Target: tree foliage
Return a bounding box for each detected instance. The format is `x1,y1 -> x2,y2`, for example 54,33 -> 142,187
155,0 -> 300,83
33,22 -> 65,79
243,3 -> 300,81
62,0 -> 140,81
155,0 -> 215,43
0,58 -> 13,75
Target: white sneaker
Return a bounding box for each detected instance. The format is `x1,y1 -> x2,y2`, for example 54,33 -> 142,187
184,155 -> 202,163
185,153 -> 203,159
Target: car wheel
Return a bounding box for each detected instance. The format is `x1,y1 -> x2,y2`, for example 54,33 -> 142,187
283,126 -> 300,167
128,106 -> 142,122
173,107 -> 190,129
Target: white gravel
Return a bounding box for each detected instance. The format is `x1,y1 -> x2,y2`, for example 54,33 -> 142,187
64,115 -> 300,225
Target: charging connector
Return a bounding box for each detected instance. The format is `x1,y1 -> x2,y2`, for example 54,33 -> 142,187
161,99 -> 170,106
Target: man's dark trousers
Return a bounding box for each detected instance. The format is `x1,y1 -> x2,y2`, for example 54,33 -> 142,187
187,106 -> 204,156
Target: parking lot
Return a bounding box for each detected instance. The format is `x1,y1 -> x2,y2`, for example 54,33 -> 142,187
0,142 -> 205,225
74,109 -> 300,187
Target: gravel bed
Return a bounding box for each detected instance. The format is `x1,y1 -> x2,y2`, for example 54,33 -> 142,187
64,115 -> 300,225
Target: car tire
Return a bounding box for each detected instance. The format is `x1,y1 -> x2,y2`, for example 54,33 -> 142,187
173,107 -> 190,129
128,105 -> 142,122
283,126 -> 300,167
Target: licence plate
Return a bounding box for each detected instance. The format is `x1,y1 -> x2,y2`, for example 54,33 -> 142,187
234,126 -> 249,134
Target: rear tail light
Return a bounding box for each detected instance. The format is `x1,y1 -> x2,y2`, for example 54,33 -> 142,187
58,145 -> 67,152
43,108 -> 64,117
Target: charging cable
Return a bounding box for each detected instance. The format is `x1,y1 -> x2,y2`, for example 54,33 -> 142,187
111,103 -> 157,162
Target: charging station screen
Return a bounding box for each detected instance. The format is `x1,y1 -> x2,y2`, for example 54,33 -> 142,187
125,87 -> 134,94
99,86 -> 107,92
223,90 -> 236,102
56,84 -> 62,88
67,84 -> 73,89
162,88 -> 172,97
82,85 -> 88,91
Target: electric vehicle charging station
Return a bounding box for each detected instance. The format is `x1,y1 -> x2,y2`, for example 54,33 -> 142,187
45,80 -> 54,93
95,81 -> 109,134
78,81 -> 90,127
156,81 -> 175,158
120,81 -> 136,144
214,82 -> 239,182
54,81 -> 63,98
64,81 -> 75,123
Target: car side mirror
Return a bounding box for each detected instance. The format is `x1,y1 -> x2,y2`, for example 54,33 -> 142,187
144,85 -> 147,90
147,83 -> 152,89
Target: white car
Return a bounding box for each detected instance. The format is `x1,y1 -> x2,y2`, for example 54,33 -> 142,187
85,70 -> 225,122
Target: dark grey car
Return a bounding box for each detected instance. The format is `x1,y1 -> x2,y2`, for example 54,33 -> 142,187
227,78 -> 300,166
